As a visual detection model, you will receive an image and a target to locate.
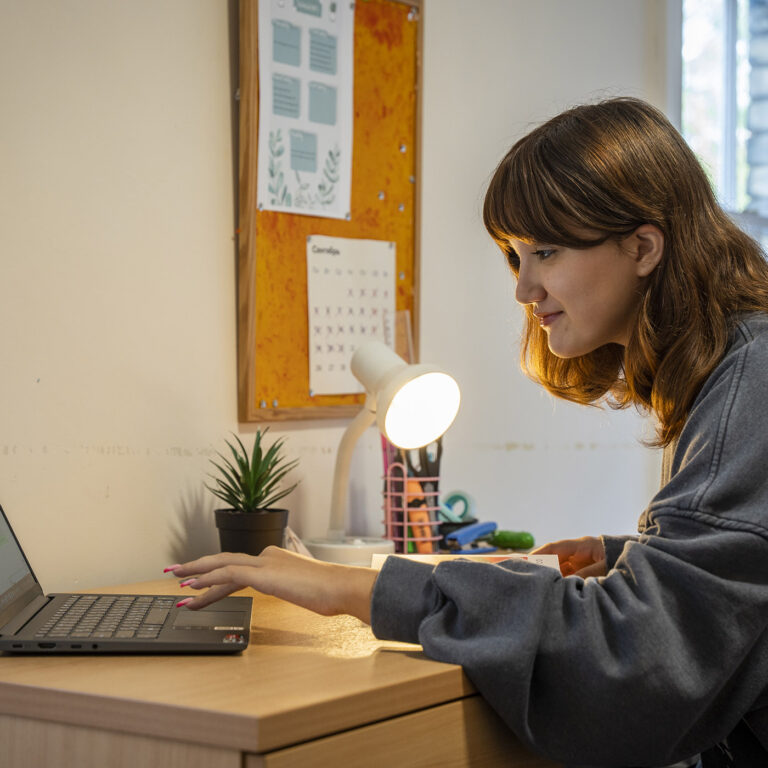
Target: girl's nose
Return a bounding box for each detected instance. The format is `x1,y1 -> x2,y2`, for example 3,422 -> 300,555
515,261 -> 546,306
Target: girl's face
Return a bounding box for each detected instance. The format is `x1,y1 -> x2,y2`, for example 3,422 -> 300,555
507,230 -> 660,358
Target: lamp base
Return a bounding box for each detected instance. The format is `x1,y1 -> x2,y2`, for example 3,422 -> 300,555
303,536 -> 395,566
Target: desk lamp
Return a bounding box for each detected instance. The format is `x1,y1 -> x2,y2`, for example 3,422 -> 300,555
304,341 -> 461,565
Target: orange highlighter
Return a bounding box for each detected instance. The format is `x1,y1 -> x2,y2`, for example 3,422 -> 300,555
406,479 -> 434,553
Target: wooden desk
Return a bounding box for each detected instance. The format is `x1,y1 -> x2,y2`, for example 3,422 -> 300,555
0,579 -> 560,767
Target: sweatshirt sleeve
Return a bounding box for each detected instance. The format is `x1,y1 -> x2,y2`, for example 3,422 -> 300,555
600,534 -> 637,569
370,321 -> 768,767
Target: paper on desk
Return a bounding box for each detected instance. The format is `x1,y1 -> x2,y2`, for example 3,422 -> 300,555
370,553 -> 560,570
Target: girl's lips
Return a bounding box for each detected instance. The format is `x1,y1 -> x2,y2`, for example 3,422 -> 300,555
536,311 -> 562,327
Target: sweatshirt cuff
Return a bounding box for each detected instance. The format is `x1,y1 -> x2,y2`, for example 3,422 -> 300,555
601,534 -> 637,569
370,556 -> 437,644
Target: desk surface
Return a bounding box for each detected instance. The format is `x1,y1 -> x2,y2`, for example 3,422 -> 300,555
0,579 -> 475,754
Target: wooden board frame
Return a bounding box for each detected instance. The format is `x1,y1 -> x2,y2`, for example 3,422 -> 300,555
237,0 -> 423,422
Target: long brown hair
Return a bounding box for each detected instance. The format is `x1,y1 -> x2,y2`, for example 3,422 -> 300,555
483,97 -> 768,446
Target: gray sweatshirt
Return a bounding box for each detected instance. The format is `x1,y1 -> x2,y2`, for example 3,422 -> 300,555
370,314 -> 768,767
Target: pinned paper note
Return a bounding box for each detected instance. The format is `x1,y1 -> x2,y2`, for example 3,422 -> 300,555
257,0 -> 354,219
307,235 -> 396,395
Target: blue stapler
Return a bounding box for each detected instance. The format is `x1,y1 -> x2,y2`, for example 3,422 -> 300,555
444,521 -> 498,554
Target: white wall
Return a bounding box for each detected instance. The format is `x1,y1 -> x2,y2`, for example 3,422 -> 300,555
418,0 -> 677,545
0,0 -> 677,593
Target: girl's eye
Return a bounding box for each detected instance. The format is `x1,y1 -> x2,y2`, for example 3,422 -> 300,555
532,248 -> 556,261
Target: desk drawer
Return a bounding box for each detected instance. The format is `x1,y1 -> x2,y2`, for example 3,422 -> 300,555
246,695 -> 561,768
0,713 -> 240,768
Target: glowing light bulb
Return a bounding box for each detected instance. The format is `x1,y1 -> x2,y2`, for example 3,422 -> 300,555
384,372 -> 461,448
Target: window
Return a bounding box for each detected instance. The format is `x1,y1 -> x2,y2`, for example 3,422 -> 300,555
682,0 -> 768,243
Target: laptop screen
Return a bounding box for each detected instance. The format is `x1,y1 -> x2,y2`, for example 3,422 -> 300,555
0,506 -> 41,629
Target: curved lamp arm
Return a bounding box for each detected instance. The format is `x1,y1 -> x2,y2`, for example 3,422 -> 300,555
326,396 -> 376,541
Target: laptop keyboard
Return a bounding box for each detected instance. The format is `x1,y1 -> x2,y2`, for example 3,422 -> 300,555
35,595 -> 176,640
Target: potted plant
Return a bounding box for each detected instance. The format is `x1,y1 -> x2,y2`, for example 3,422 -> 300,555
206,430 -> 299,555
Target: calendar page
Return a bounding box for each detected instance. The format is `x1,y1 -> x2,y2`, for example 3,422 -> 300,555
307,235 -> 396,395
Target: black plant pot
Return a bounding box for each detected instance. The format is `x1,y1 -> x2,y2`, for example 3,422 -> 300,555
214,508 -> 289,555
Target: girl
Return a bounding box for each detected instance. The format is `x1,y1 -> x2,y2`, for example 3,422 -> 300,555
168,99 -> 768,768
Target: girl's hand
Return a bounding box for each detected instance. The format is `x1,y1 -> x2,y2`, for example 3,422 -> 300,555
531,536 -> 607,577
166,547 -> 379,624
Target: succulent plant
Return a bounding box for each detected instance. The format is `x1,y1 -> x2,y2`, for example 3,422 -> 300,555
206,430 -> 298,513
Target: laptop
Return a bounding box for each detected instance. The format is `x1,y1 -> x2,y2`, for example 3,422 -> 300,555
0,504 -> 252,654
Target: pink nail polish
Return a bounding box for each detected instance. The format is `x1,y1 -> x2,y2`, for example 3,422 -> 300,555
176,598 -> 193,608
164,564 -> 181,573
179,579 -> 196,587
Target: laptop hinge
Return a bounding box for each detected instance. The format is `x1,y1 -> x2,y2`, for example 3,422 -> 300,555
0,595 -> 51,636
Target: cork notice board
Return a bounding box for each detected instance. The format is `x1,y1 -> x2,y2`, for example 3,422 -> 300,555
237,0 -> 422,422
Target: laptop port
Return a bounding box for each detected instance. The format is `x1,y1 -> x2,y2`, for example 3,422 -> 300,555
70,644 -> 82,649
12,643 -> 22,649
38,642 -> 56,649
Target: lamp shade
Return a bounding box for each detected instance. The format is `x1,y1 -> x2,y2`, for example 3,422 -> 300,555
351,342 -> 460,448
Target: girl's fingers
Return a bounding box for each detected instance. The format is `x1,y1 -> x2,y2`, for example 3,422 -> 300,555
178,583 -> 242,610
168,559 -> 260,610
167,552 -> 258,579
531,538 -> 588,558
530,540 -> 572,555
573,559 -> 607,578
183,564 -> 251,591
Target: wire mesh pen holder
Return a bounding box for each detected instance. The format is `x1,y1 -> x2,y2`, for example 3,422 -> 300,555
383,461 -> 442,554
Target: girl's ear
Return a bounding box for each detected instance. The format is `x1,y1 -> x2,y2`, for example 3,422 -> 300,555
630,224 -> 664,277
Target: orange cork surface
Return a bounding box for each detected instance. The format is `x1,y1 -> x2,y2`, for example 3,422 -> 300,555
238,0 -> 420,421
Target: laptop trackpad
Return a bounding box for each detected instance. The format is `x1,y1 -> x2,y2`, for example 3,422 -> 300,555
173,611 -> 247,630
